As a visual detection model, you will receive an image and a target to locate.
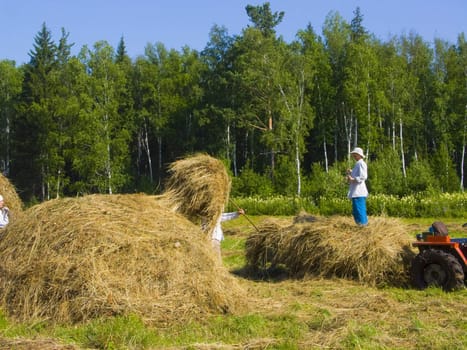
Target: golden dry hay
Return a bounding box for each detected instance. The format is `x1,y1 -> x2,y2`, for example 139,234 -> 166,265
160,153 -> 231,236
245,218 -> 291,270
0,172 -> 24,219
246,215 -> 416,287
0,194 -> 246,324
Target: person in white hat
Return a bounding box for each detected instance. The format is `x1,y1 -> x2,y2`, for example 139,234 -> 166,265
0,194 -> 9,228
346,147 -> 368,226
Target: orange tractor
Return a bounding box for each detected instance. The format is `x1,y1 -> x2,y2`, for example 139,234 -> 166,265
410,222 -> 467,291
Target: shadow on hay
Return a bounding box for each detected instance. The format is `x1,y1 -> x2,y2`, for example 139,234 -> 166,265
241,214 -> 417,288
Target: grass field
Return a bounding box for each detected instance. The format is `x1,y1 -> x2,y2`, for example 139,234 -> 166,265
0,215 -> 466,349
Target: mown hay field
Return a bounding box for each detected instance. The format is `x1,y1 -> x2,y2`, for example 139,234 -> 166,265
218,215 -> 467,350
0,215 -> 466,349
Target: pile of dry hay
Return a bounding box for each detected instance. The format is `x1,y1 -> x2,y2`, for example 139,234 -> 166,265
245,215 -> 416,287
159,153 -> 231,236
0,172 -> 23,220
0,155 -> 246,324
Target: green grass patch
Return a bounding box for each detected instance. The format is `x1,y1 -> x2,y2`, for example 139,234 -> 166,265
343,321 -> 382,350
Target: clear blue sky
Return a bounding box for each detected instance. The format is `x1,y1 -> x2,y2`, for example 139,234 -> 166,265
1,0 -> 466,65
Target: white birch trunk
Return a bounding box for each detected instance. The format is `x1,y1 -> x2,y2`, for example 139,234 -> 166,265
107,141 -> 112,194
143,124 -> 153,182
296,141 -> 301,197
157,136 -> 162,186
343,103 -> 353,160
400,117 -> 406,178
324,138 -> 329,173
226,124 -> 230,162
56,169 -> 61,199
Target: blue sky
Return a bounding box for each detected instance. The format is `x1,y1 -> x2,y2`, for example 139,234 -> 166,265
1,0 -> 466,65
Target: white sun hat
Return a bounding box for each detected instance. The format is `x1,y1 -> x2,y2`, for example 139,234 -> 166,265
350,147 -> 365,158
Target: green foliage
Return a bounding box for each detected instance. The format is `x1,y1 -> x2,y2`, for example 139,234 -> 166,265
273,155 -> 298,195
369,148 -> 405,196
228,192 -> 466,218
304,161 -> 348,199
317,196 -> 350,216
405,157 -> 437,194
227,195 -> 318,216
0,60 -> 22,174
430,142 -> 460,192
3,15 -> 467,200
231,167 -> 274,197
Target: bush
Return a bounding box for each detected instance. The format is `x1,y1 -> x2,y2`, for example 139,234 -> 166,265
273,155 -> 298,195
405,157 -> 437,194
303,161 -> 348,199
231,167 -> 274,197
369,148 -> 405,196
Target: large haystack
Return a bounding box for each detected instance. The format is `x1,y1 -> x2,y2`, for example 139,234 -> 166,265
0,172 -> 23,219
0,194 -> 246,324
246,215 -> 415,287
160,153 -> 231,236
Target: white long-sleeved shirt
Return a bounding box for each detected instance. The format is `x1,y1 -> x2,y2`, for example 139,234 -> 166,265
0,207 -> 9,228
347,159 -> 368,198
211,211 -> 240,241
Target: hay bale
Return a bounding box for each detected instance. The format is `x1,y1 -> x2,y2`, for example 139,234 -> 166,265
0,194 -> 246,324
246,216 -> 415,287
245,218 -> 291,269
160,154 -> 231,236
0,173 -> 23,220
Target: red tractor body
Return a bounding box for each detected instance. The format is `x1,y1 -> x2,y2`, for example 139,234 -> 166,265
411,225 -> 467,291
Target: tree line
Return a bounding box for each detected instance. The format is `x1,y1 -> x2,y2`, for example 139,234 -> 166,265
0,3 -> 466,204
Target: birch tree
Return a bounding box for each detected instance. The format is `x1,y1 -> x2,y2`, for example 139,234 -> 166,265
0,60 -> 22,176
78,41 -> 130,194
274,26 -> 318,196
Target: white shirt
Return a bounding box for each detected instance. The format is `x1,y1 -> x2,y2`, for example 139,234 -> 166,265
211,211 -> 240,241
0,207 -> 9,228
347,159 -> 368,198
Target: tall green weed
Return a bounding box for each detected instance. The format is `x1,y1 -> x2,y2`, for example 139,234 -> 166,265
228,192 -> 466,218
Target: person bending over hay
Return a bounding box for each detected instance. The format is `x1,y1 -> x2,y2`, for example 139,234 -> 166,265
160,154 -> 231,235
0,173 -> 24,224
246,215 -> 416,287
0,194 -> 246,324
159,154 -> 247,259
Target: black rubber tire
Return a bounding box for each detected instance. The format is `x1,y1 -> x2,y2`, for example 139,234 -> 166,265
410,249 -> 465,291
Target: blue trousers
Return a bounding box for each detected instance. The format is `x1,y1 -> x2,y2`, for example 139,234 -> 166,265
351,197 -> 368,225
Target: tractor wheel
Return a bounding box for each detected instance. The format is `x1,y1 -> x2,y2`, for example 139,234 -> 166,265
410,249 -> 465,291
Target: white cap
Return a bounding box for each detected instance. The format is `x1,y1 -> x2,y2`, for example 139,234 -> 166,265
0,195 -> 4,201
350,147 -> 365,158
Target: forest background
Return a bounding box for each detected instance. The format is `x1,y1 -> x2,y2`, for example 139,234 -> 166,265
0,3 -> 465,214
